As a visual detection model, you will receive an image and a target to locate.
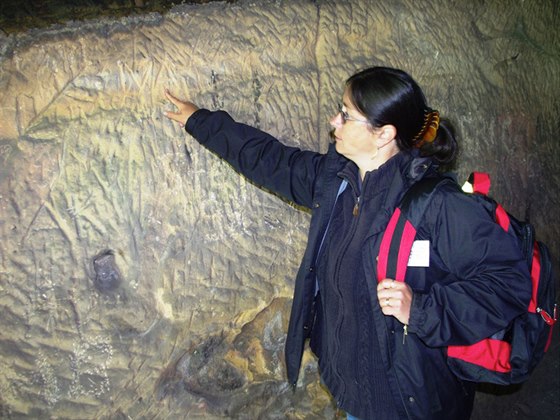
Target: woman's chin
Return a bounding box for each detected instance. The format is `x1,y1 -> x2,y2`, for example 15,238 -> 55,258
335,144 -> 351,161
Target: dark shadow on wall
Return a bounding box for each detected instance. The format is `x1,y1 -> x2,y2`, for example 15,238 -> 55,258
0,0 -> 235,34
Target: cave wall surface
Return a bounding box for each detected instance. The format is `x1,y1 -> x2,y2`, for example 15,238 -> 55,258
0,0 -> 559,418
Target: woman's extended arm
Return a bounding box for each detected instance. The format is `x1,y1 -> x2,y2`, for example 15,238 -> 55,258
163,90 -> 327,208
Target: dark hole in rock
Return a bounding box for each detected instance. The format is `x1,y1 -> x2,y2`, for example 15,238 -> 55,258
195,359 -> 246,392
92,249 -> 122,292
157,333 -> 246,408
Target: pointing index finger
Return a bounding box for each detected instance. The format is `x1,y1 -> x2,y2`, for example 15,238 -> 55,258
165,89 -> 180,105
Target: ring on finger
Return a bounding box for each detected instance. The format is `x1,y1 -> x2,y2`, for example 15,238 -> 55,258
385,298 -> 391,307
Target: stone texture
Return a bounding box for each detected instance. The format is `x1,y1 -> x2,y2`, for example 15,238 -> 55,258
0,0 -> 558,418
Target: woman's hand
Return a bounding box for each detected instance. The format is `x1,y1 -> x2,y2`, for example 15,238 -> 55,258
164,89 -> 199,127
377,279 -> 412,325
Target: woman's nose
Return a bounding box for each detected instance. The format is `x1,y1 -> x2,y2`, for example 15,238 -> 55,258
330,112 -> 342,128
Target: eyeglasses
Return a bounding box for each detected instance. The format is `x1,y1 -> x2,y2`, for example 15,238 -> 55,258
337,103 -> 369,124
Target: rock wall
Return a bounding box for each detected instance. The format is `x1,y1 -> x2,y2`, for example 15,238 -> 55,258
0,0 -> 558,418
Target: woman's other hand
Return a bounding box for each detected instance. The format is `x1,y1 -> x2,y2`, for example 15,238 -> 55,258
164,89 -> 199,127
377,279 -> 412,325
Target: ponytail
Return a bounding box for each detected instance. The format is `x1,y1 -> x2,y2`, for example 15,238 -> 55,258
417,118 -> 458,168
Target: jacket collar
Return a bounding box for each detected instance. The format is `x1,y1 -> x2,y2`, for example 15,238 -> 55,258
335,150 -> 436,238
336,150 -> 434,195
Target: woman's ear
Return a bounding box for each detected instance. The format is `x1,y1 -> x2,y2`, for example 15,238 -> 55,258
378,124 -> 397,141
376,124 -> 397,148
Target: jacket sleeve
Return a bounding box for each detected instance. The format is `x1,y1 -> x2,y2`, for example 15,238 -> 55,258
185,109 -> 325,209
406,186 -> 532,347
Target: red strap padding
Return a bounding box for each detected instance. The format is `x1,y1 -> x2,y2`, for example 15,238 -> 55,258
528,242 -> 541,313
377,209 -> 400,282
447,339 -> 512,373
395,221 -> 417,282
377,208 -> 417,282
472,172 -> 491,195
495,204 -> 511,232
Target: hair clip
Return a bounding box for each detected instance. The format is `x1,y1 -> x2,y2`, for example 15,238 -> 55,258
413,110 -> 440,147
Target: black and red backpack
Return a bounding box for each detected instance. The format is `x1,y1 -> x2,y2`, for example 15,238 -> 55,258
377,172 -> 557,384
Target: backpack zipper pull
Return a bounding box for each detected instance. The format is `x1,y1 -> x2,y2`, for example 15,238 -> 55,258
403,324 -> 408,344
537,305 -> 557,326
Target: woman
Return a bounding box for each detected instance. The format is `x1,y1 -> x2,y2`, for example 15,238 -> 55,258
164,67 -> 531,419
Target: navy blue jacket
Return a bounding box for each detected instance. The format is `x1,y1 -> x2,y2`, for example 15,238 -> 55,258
186,109 -> 532,419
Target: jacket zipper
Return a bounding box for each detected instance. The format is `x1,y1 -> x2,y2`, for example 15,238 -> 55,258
330,177 -> 362,403
353,195 -> 360,216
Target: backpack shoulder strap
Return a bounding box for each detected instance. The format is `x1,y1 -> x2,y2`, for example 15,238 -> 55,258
377,176 -> 455,282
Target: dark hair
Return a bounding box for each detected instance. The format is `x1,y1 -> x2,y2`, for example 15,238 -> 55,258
346,67 -> 457,165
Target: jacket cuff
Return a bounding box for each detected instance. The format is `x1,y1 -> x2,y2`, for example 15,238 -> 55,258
185,108 -> 211,137
407,292 -> 427,334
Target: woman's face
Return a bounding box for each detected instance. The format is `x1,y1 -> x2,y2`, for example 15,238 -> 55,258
330,87 -> 379,164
